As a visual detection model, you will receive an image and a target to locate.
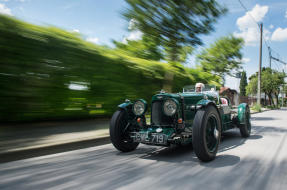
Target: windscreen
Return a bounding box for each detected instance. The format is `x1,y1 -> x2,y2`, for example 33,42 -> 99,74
183,84 -> 217,93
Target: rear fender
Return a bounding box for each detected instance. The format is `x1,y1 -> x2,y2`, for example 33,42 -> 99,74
237,103 -> 248,124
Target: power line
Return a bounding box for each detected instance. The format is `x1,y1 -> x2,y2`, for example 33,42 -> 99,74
237,0 -> 286,70
237,0 -> 260,28
273,61 -> 281,71
237,0 -> 269,50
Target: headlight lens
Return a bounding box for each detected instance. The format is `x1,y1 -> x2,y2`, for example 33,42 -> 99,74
133,100 -> 146,116
163,99 -> 178,116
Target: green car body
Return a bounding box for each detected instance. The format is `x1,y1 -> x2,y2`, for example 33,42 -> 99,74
110,87 -> 251,162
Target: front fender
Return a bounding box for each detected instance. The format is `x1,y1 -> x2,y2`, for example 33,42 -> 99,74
196,99 -> 216,108
237,103 -> 248,124
196,99 -> 222,123
118,101 -> 133,111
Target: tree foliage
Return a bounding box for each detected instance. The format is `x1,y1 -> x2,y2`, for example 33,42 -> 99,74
0,15 -> 220,122
246,68 -> 285,105
175,46 -> 194,64
123,0 -> 226,62
246,76 -> 257,96
113,34 -> 163,61
262,68 -> 285,105
197,35 -> 244,85
240,71 -> 247,96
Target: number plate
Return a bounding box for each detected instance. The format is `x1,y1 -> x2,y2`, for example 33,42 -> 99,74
131,132 -> 167,145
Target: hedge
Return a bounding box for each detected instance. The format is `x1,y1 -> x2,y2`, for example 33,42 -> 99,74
0,15 -> 220,122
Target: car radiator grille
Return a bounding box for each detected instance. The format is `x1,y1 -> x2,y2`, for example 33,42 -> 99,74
151,101 -> 174,126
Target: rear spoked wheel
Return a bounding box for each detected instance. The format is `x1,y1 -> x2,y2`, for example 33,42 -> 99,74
239,106 -> 251,138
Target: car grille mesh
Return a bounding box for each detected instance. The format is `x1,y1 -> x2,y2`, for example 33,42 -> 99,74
151,101 -> 173,126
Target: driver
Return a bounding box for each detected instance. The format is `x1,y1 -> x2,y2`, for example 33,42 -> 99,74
195,83 -> 205,92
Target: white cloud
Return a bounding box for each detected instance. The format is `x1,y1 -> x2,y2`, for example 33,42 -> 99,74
271,27 -> 287,41
122,30 -> 142,44
0,3 -> 12,15
242,57 -> 251,63
128,19 -> 137,30
236,4 -> 268,29
72,29 -> 80,33
234,4 -> 269,46
285,10 -> 287,18
126,30 -> 142,41
269,24 -> 274,29
121,19 -> 143,44
86,37 -> 99,44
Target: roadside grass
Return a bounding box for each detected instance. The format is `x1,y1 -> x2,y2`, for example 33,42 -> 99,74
265,105 -> 281,110
251,103 -> 262,113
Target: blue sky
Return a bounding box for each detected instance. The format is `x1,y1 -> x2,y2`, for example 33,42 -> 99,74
1,0 -> 287,90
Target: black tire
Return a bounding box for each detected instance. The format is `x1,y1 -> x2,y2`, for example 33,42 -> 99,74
110,110 -> 139,152
192,105 -> 221,162
239,106 -> 251,138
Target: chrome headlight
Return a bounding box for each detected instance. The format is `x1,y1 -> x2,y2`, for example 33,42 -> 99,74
132,99 -> 147,116
163,99 -> 178,116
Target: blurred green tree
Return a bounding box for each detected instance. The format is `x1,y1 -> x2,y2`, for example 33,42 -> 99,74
0,15 -> 221,122
246,76 -> 257,96
122,0 -> 226,62
113,34 -> 163,61
240,71 -> 247,96
166,45 -> 194,64
197,35 -> 244,86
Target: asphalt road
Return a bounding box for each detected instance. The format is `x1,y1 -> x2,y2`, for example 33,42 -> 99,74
1,109 -> 287,190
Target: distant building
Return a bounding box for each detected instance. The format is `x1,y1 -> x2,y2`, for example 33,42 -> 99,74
219,87 -> 239,106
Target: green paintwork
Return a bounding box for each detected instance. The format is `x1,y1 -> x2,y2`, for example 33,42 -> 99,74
118,101 -> 133,111
237,103 -> 248,124
152,92 -> 217,105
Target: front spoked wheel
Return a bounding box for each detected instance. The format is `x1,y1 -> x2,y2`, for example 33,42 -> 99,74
205,115 -> 220,153
192,105 -> 221,162
110,110 -> 139,152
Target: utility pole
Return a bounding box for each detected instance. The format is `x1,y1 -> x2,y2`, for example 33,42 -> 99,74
284,70 -> 286,107
268,46 -> 271,68
257,23 -> 263,105
282,68 -> 286,107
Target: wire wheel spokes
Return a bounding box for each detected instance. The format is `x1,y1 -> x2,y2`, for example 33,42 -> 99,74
119,114 -> 132,142
246,107 -> 251,132
205,115 -> 219,153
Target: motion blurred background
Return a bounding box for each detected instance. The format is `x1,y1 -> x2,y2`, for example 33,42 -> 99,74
1,0 -> 286,123
0,14 -> 219,122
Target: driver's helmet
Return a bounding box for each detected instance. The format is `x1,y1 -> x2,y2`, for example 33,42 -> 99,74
195,83 -> 205,92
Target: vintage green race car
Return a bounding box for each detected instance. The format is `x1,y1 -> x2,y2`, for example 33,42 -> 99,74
110,85 -> 251,162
